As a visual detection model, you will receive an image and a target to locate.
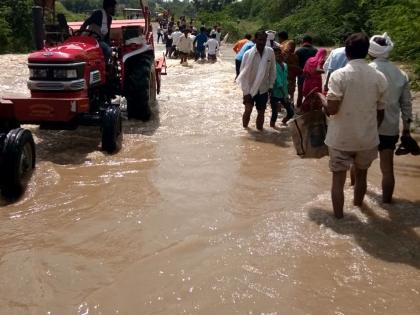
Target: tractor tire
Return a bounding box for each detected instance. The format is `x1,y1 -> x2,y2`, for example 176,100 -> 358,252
124,50 -> 156,121
101,105 -> 123,153
0,128 -> 36,199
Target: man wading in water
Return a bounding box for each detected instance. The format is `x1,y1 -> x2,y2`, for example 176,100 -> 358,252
236,30 -> 276,130
323,33 -> 388,219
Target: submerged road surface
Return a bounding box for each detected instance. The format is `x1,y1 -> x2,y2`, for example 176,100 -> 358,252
0,41 -> 420,314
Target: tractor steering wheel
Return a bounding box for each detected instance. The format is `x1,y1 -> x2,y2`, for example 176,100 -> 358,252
74,29 -> 102,41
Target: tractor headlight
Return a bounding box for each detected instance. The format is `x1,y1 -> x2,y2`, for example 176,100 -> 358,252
52,68 -> 78,79
29,68 -> 48,79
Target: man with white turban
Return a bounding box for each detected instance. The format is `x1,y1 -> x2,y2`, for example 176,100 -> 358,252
368,32 -> 417,203
265,30 -> 279,48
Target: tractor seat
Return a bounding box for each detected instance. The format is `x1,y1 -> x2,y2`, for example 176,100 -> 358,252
122,26 -> 144,41
57,13 -> 72,37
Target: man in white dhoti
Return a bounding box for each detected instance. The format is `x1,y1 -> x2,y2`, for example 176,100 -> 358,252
368,32 -> 416,203
236,30 -> 276,130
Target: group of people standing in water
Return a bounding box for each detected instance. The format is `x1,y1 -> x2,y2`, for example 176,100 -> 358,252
234,29 -> 418,219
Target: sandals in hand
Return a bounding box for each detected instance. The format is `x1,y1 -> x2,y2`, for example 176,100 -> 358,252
396,135 -> 420,156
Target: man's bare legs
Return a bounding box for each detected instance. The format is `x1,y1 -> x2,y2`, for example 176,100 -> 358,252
379,149 -> 395,203
242,103 -> 253,128
331,171 -> 346,219
256,109 -> 265,130
353,167 -> 368,207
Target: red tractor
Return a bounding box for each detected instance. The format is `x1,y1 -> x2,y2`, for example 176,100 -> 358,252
0,0 -> 166,198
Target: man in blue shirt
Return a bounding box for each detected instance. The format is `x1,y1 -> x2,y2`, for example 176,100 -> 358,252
235,39 -> 255,78
193,27 -> 208,61
323,46 -> 348,92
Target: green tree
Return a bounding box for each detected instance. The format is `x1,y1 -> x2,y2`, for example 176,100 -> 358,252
0,0 -> 32,52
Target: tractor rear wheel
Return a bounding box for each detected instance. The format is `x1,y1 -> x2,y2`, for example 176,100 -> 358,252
0,128 -> 36,199
124,50 -> 156,121
101,105 -> 123,153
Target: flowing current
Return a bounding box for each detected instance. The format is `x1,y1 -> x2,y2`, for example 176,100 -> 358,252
0,41 -> 419,315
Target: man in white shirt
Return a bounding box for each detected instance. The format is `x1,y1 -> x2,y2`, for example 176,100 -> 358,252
215,27 -> 222,44
323,33 -> 388,219
205,33 -> 219,62
236,30 -> 276,130
368,33 -> 415,203
171,28 -> 183,58
177,29 -> 193,64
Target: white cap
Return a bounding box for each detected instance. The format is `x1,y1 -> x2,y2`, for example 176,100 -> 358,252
368,32 -> 394,59
266,30 -> 276,41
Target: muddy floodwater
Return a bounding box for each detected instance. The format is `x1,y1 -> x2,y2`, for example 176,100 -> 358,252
1,41 -> 420,315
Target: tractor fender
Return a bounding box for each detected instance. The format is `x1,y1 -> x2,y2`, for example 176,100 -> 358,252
122,45 -> 154,64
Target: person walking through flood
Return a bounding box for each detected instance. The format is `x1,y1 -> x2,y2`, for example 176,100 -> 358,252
302,48 -> 327,99
164,30 -> 173,58
177,29 -> 193,65
296,35 -> 317,109
193,27 -> 208,61
205,34 -> 220,63
266,30 -> 279,48
368,32 -> 417,203
279,37 -> 302,104
234,36 -> 255,78
157,26 -> 163,44
171,28 -> 183,59
270,47 -> 294,127
236,30 -> 276,131
233,34 -> 252,55
322,33 -> 388,219
210,27 -> 222,44
323,40 -> 348,93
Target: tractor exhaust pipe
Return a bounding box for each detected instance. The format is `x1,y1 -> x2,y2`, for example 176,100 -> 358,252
32,6 -> 45,50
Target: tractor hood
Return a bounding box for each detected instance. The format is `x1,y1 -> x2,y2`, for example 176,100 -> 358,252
28,36 -> 101,63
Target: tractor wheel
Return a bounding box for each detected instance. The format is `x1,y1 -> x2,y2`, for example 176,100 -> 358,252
0,128 -> 36,199
124,50 -> 155,121
101,105 -> 123,153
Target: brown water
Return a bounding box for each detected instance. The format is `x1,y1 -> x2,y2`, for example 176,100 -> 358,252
0,43 -> 420,315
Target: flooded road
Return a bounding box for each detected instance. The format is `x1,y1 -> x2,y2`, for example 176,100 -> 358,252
1,41 -> 420,315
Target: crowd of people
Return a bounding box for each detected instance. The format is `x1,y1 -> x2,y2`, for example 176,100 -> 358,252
63,1 -> 418,220
155,16 -> 418,220
157,16 -> 224,64
234,29 -> 418,219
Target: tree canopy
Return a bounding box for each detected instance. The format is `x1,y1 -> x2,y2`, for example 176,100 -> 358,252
0,0 -> 418,84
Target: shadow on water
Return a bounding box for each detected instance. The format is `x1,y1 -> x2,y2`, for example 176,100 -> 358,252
394,162 -> 420,178
30,102 -> 160,165
308,194 -> 420,270
32,127 -> 101,165
246,126 -> 291,148
122,101 -> 161,136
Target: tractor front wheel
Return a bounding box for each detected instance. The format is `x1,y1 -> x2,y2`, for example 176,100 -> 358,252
0,128 -> 36,199
101,105 -> 123,153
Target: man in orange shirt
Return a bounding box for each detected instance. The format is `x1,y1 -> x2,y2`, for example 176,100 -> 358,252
233,33 -> 252,78
233,33 -> 252,54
